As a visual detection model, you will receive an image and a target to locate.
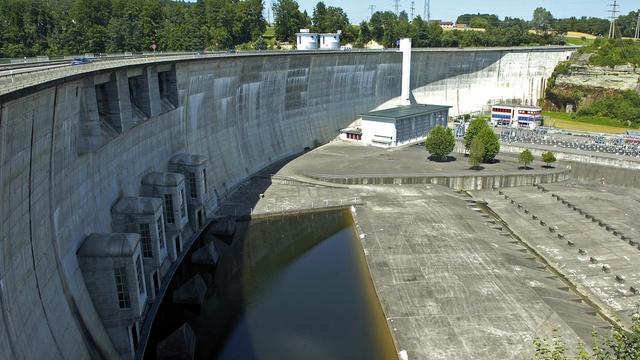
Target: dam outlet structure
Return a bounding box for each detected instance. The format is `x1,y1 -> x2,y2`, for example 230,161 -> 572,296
0,47 -> 576,359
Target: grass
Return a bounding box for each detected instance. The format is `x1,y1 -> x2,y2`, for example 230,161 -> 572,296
565,37 -> 595,46
543,111 -> 637,134
263,26 -> 276,39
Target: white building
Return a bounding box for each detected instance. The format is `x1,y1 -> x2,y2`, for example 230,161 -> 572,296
491,104 -> 543,129
319,31 -> 341,49
112,197 -> 168,303
296,29 -> 318,50
141,172 -> 189,262
78,233 -> 147,359
345,104 -> 451,148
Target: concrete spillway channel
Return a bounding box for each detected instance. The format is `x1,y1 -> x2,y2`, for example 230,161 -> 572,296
466,192 -> 628,339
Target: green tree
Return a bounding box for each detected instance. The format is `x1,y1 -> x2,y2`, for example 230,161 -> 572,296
533,309 -> 640,359
468,136 -> 485,170
541,151 -> 557,168
463,118 -> 489,151
425,125 -> 455,161
518,149 -> 534,169
273,0 -> 308,43
532,7 -> 554,35
476,127 -> 500,162
356,21 -> 372,47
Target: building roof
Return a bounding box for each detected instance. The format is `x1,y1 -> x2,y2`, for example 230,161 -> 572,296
361,104 -> 452,121
169,153 -> 208,167
340,128 -> 362,135
142,172 -> 185,186
77,233 -> 140,258
112,197 -> 162,215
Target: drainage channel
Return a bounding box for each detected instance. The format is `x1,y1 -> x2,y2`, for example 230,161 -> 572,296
460,190 -> 626,335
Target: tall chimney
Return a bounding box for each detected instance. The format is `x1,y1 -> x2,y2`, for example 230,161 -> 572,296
399,38 -> 412,106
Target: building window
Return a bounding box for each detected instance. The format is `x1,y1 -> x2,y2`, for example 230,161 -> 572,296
164,194 -> 174,224
136,256 -> 144,295
179,189 -> 186,218
139,223 -> 153,258
188,172 -> 197,199
202,168 -> 208,194
114,267 -> 131,309
157,216 -> 165,249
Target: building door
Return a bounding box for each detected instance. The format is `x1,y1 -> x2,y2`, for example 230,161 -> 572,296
197,209 -> 204,228
175,235 -> 182,256
153,271 -> 160,294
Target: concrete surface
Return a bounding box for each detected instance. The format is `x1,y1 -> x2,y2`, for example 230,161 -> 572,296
473,186 -> 640,328
219,174 -> 611,360
280,142 -> 570,189
0,47 -> 574,359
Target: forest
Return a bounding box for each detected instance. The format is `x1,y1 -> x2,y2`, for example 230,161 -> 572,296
0,0 -> 636,58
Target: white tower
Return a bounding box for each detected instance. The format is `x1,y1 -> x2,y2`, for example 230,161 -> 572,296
400,38 -> 412,106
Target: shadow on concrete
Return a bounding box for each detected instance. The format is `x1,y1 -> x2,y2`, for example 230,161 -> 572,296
142,149 -> 309,359
427,155 -> 457,163
469,165 -> 485,171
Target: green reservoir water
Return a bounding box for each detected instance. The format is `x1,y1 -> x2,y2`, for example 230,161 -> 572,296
192,209 -> 397,360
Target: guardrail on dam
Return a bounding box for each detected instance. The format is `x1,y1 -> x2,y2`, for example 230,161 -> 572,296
0,46 -> 575,359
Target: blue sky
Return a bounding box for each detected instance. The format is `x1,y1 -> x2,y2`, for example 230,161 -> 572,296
260,0 -> 639,24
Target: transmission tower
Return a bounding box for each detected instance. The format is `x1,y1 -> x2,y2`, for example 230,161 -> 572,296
394,0 -> 400,16
368,4 -> 376,19
608,0 -> 620,38
410,1 -> 415,20
635,11 -> 640,39
423,0 -> 431,23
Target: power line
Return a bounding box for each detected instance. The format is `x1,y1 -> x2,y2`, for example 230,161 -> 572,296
608,0 -> 620,38
368,4 -> 376,19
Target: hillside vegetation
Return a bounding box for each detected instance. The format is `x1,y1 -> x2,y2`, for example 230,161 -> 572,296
544,38 -> 640,129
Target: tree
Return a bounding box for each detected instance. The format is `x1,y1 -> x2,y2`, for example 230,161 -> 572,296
532,7 -> 554,35
533,309 -> 640,359
469,136 -> 484,170
273,0 -> 308,43
519,149 -> 534,169
541,151 -> 557,168
464,118 -> 489,151
476,127 -> 500,162
425,125 -> 455,161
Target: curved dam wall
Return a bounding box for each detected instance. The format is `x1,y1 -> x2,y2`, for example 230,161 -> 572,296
0,47 -> 574,359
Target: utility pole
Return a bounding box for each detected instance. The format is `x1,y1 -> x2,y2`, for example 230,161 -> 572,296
368,4 -> 376,19
635,11 -> 640,39
608,0 -> 620,38
394,0 -> 400,16
410,1 -> 415,20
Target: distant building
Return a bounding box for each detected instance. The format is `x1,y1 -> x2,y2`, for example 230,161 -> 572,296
296,29 -> 318,50
319,31 -> 341,49
491,104 -> 543,129
455,23 -> 469,29
440,21 -> 454,29
342,104 -> 451,148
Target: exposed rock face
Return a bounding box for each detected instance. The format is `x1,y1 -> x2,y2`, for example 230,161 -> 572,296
556,64 -> 640,91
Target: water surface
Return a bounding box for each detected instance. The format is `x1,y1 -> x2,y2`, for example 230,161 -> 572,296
193,210 -> 397,360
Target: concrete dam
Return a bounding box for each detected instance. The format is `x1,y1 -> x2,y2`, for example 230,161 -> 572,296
0,47 -> 575,359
